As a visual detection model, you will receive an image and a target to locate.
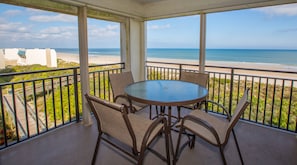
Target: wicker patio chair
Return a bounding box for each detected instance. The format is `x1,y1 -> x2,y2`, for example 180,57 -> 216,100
109,71 -> 150,114
85,94 -> 171,165
174,88 -> 250,165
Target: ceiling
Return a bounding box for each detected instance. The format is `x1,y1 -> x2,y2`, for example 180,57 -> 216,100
55,0 -> 297,20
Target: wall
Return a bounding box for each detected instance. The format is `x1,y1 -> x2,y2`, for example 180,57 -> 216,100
25,49 -> 47,66
0,49 -> 5,69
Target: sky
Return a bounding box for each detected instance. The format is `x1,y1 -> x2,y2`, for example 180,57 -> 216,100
0,3 -> 297,49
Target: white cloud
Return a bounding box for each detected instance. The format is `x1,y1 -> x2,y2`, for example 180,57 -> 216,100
148,24 -> 171,30
30,14 -> 76,22
3,10 -> 22,16
256,3 -> 297,16
0,22 -> 30,33
88,24 -> 119,37
26,8 -> 50,14
39,26 -> 77,39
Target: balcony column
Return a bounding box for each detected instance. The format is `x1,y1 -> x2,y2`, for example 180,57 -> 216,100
122,18 -> 146,81
78,6 -> 92,126
199,13 -> 206,73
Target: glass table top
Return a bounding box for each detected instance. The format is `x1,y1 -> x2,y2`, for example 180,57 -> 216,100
125,80 -> 208,106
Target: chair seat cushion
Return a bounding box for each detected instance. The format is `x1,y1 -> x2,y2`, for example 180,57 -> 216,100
113,114 -> 163,152
183,110 -> 229,145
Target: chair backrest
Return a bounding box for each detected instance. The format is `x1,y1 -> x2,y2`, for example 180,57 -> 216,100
180,71 -> 208,87
85,94 -> 135,147
109,71 -> 134,100
225,88 -> 250,143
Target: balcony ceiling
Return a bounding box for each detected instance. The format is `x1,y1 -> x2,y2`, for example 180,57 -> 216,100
55,0 -> 297,19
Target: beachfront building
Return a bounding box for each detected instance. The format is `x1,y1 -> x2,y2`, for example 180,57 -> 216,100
1,48 -> 57,68
2,48 -> 22,66
0,49 -> 4,69
25,48 -> 57,67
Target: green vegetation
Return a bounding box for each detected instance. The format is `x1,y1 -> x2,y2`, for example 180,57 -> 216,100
0,59 -> 120,143
147,69 -> 297,131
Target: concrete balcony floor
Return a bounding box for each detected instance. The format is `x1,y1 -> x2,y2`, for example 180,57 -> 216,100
1,106 -> 296,165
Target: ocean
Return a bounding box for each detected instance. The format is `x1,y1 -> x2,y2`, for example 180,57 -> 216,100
55,48 -> 297,66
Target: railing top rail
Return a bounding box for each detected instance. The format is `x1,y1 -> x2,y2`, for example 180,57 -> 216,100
0,62 -> 125,77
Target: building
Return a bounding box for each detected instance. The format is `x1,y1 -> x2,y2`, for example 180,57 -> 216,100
0,49 -> 5,69
1,48 -> 57,68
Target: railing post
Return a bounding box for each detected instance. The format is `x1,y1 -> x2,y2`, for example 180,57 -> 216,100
229,69 -> 234,115
73,68 -> 80,122
179,64 -> 182,79
0,87 -> 8,147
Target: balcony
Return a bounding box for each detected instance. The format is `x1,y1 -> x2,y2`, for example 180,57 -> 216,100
0,61 -> 296,164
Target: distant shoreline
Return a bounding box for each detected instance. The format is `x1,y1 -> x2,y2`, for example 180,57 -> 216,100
57,52 -> 297,72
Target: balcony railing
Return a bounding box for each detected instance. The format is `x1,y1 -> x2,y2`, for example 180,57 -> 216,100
146,61 -> 297,133
1,60 -> 296,150
0,62 -> 125,149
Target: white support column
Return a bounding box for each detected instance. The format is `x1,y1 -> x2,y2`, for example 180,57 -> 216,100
128,18 -> 146,81
120,21 -> 129,71
78,6 -> 92,126
199,14 -> 206,73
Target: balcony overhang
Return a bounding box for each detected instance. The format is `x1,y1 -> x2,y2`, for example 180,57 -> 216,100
3,0 -> 297,21
52,0 -> 297,20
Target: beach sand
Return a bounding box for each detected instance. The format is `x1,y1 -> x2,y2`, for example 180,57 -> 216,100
57,52 -> 297,80
57,53 -> 121,65
57,52 -> 296,70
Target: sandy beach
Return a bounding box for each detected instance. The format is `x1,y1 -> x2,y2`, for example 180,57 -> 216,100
57,52 -> 297,81
57,53 -> 121,65
57,52 -> 297,71
57,52 -> 297,86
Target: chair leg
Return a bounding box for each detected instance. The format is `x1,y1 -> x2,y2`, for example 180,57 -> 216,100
205,100 -> 208,113
189,135 -> 195,149
92,134 -> 101,165
219,145 -> 227,165
161,106 -> 165,115
138,151 -> 145,165
232,129 -> 244,165
165,126 -> 171,165
149,105 -> 152,120
177,106 -> 181,122
174,126 -> 185,164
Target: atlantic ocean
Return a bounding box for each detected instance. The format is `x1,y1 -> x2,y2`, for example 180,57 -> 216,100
55,48 -> 297,66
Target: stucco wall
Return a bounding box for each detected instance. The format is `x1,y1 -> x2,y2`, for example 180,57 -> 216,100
46,49 -> 57,67
25,49 -> 47,66
4,48 -> 20,60
0,49 -> 5,69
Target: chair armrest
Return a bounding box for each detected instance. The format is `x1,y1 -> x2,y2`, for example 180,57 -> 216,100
114,94 -> 130,103
141,117 -> 168,150
205,100 -> 231,120
182,114 -> 221,144
114,95 -> 136,113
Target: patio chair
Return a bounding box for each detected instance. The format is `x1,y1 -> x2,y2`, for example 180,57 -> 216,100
176,71 -> 209,120
174,88 -> 250,165
109,71 -> 150,115
85,94 -> 170,165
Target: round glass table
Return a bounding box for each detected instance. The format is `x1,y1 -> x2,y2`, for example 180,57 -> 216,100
125,80 -> 208,107
125,80 -> 208,155
125,80 -> 208,125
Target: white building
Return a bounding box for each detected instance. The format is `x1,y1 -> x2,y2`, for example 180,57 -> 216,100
26,49 -> 47,66
0,49 -> 5,69
1,48 -> 57,68
3,48 -> 20,60
46,49 -> 57,67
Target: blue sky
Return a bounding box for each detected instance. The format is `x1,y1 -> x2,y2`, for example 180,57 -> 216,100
0,3 -> 297,49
